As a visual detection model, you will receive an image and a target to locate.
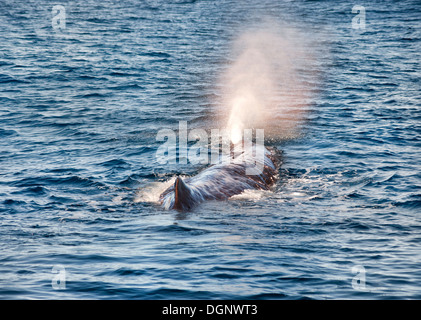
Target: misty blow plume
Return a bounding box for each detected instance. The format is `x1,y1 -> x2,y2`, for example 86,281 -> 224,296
219,23 -> 323,141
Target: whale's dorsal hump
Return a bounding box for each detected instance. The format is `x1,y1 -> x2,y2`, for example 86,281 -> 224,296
173,176 -> 193,211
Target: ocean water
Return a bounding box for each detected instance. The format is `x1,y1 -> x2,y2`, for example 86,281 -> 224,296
0,0 -> 420,299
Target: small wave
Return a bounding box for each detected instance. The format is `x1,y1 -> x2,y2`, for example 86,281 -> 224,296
73,92 -> 112,99
16,186 -> 49,195
98,267 -> 147,277
108,71 -> 143,77
2,199 -> 27,206
145,224 -> 211,235
0,128 -> 18,137
99,159 -> 130,168
119,176 -> 141,187
109,83 -> 144,90
247,293 -> 289,299
141,51 -> 171,58
392,199 -> 421,209
0,74 -> 27,84
337,220 -> 372,231
10,175 -> 107,189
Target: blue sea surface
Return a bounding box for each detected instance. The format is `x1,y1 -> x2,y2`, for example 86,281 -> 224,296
0,0 -> 420,299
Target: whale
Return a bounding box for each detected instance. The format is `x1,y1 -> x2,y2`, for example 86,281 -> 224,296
159,144 -> 281,211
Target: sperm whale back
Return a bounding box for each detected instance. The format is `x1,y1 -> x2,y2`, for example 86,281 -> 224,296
159,145 -> 281,211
